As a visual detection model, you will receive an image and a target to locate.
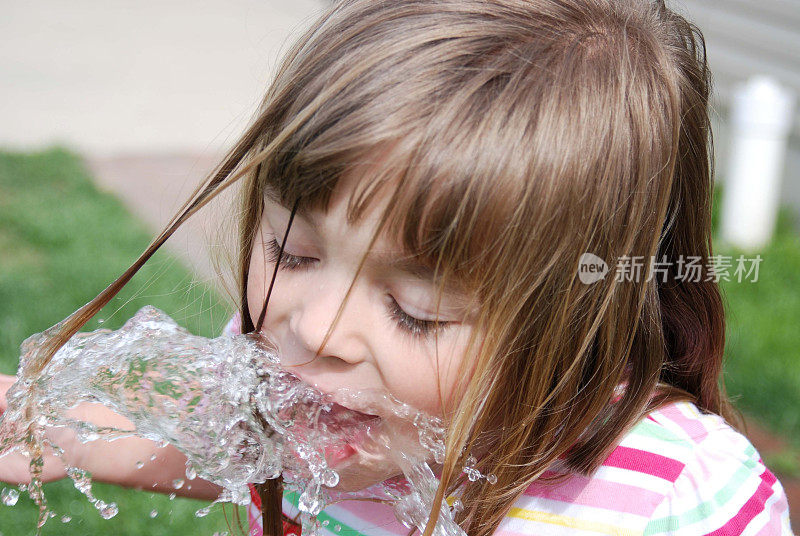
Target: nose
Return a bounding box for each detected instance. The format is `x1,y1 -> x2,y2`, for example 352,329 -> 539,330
285,280 -> 366,368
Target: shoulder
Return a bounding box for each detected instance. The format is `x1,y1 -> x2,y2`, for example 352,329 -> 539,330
496,401 -> 793,536
641,401 -> 793,535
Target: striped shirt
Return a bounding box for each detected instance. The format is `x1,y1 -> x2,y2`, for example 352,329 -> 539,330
222,316 -> 794,535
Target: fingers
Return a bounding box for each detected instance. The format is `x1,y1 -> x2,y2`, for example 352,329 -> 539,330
0,450 -> 67,485
0,373 -> 16,388
0,374 -> 68,484
0,373 -> 17,413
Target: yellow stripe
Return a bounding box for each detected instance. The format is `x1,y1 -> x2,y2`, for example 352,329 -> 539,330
507,507 -> 644,536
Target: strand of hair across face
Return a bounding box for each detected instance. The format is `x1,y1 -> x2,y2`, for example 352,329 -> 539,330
255,198 -> 300,332
251,197 -> 299,535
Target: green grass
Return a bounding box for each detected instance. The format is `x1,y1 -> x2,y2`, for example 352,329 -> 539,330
0,148 -> 244,535
712,184 -> 800,448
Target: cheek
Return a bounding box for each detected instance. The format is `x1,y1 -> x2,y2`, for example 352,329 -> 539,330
246,244 -> 267,326
246,238 -> 288,330
385,330 -> 474,417
435,331 -> 477,415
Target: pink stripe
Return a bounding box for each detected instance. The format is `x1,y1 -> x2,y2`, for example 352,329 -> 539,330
754,488 -> 789,536
232,313 -> 242,334
656,403 -> 709,442
248,502 -> 263,536
524,471 -> 663,516
326,499 -> 405,533
603,446 -> 685,481
705,468 -> 777,536
659,404 -> 708,443
248,483 -> 262,509
223,312 -> 242,336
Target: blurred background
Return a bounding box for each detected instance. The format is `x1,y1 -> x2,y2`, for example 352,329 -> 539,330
0,0 -> 798,533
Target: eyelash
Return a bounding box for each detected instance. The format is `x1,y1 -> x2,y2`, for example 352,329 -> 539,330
264,238 -> 451,339
264,237 -> 316,271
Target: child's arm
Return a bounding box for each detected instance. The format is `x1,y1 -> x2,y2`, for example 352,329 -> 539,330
0,373 -> 222,501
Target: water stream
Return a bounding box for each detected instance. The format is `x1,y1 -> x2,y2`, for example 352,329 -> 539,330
0,306 -> 486,535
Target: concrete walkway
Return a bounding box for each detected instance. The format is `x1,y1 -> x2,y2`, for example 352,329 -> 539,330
86,152 -> 227,285
1,1 -> 326,155
1,2 -> 327,284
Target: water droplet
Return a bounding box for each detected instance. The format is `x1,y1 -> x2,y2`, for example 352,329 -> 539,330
168,493 -> 176,501
61,515 -> 72,523
172,479 -> 184,489
1,488 -> 19,506
321,469 -> 339,488
486,473 -> 498,485
195,506 -> 211,518
97,319 -> 105,325
69,499 -> 85,515
451,498 -> 464,513
135,461 -> 144,469
334,524 -> 342,532
150,454 -> 157,461
185,465 -> 197,480
298,486 -> 323,516
98,502 -> 119,519
149,509 -> 158,518
322,520 -> 330,526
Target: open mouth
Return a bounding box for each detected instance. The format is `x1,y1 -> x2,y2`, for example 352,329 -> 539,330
317,402 -> 382,468
251,361 -> 384,470
317,402 -> 382,437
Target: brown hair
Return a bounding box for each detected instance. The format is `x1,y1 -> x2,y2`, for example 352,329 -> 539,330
37,1 -> 734,535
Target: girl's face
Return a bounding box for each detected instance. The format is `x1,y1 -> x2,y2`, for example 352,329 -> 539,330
246,172 -> 477,490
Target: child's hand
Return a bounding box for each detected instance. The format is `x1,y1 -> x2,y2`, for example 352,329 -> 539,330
0,374 -> 221,499
0,373 -> 11,415
0,374 -> 139,485
0,373 -> 81,484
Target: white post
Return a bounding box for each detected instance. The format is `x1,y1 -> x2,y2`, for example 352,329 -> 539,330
720,75 -> 796,251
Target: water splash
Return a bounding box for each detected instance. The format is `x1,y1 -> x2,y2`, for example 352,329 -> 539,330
0,306 -> 467,535
462,455 -> 497,484
1,487 -> 19,506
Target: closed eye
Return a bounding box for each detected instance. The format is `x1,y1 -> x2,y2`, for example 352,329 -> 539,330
265,238 -> 316,270
386,295 -> 451,339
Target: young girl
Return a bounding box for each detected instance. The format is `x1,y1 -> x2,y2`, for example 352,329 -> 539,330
0,0 -> 794,534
